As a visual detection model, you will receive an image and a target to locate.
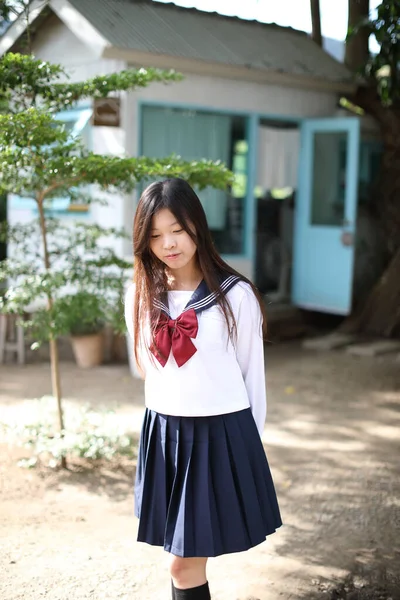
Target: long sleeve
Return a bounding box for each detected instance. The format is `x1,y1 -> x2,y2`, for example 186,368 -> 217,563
235,286 -> 267,437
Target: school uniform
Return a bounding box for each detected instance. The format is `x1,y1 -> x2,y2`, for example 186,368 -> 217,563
124,274 -> 282,558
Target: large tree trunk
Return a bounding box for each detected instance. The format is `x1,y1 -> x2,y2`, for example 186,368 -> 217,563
341,0 -> 400,338
343,86 -> 400,337
310,0 -> 322,47
356,247 -> 400,336
345,0 -> 370,71
354,135 -> 400,336
342,247 -> 400,336
355,84 -> 400,250
379,127 -> 400,254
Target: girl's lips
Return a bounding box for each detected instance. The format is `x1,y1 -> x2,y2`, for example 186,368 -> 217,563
165,253 -> 180,259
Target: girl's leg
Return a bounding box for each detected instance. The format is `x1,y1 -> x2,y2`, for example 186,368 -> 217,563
169,556 -> 210,598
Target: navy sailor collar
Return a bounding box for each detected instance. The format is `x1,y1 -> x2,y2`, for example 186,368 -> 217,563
154,273 -> 241,318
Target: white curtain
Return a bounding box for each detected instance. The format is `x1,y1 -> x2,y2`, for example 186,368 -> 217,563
257,127 -> 299,191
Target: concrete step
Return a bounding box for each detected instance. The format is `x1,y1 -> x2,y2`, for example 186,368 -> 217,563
303,333 -> 359,351
346,339 -> 400,357
264,300 -> 307,340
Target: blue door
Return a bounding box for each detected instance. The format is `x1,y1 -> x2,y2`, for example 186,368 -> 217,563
292,118 -> 360,315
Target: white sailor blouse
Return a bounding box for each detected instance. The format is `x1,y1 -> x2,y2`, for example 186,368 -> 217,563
124,275 -> 267,436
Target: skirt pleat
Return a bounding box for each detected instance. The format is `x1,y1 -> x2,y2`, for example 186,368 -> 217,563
134,408 -> 282,558
135,410 -> 167,546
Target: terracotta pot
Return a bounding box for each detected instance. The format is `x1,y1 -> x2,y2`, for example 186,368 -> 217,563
70,332 -> 104,368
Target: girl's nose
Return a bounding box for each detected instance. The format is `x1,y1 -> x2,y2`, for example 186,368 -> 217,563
163,236 -> 176,250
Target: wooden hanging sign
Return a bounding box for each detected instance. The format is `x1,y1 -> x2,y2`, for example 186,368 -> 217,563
92,98 -> 121,127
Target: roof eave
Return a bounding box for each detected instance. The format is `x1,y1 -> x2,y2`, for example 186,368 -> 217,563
0,0 -> 45,56
0,0 -> 110,57
50,0 -> 110,57
103,47 -> 356,96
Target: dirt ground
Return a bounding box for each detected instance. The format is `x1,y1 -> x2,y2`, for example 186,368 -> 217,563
0,342 -> 399,600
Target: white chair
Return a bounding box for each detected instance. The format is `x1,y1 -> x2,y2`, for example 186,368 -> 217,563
0,313 -> 25,365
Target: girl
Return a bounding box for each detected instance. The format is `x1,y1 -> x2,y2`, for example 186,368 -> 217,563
125,178 -> 282,600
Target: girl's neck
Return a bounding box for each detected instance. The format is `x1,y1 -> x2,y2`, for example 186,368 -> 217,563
167,267 -> 203,292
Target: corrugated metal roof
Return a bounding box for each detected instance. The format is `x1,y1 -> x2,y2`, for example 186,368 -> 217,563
69,0 -> 353,84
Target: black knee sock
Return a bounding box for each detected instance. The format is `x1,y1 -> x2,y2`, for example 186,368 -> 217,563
173,582 -> 211,599
171,580 -> 176,599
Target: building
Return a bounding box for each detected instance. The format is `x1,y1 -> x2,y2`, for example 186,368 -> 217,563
0,0 -> 383,316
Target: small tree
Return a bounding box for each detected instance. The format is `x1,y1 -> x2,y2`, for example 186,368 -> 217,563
0,53 -> 233,467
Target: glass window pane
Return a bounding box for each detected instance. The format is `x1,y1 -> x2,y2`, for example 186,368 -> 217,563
310,131 -> 347,226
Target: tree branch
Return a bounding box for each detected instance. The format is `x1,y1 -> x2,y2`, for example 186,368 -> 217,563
345,0 -> 370,71
310,0 -> 322,47
40,175 -> 85,200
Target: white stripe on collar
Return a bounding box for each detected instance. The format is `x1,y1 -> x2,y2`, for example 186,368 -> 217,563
154,275 -> 241,318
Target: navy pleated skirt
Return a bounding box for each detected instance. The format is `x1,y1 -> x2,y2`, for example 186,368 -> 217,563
134,408 -> 282,558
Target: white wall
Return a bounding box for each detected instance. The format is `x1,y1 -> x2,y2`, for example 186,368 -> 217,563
30,13 -> 97,67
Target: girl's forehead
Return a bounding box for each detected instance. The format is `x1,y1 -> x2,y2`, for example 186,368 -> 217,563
151,208 -> 179,229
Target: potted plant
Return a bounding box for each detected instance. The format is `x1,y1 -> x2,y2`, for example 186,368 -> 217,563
54,291 -> 107,368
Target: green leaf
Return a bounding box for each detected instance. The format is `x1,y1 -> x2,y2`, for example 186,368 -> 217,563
0,53 -> 183,113
348,0 -> 400,106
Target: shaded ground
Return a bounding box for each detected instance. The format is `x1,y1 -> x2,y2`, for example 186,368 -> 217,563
0,342 -> 399,600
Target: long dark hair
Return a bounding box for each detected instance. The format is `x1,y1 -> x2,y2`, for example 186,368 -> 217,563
132,178 -> 266,367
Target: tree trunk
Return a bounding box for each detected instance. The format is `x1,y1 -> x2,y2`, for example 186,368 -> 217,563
357,247 -> 400,336
342,108 -> 400,336
379,132 -> 400,254
37,194 -> 67,469
310,0 -> 322,47
354,141 -> 400,336
0,194 -> 6,263
342,247 -> 400,336
340,0 -> 400,338
342,88 -> 400,337
345,0 -> 370,71
351,85 -> 400,250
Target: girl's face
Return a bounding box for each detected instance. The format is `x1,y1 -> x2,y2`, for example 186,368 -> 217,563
149,208 -> 198,274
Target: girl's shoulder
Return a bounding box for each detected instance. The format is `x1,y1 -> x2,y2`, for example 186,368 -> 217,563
226,279 -> 258,307
225,280 -> 263,326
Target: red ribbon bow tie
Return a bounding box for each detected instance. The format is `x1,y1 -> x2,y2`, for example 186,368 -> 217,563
151,308 -> 198,367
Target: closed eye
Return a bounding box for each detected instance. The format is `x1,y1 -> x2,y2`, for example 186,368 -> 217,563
173,229 -> 184,233
151,234 -> 160,239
